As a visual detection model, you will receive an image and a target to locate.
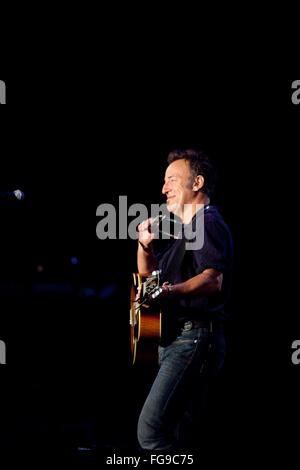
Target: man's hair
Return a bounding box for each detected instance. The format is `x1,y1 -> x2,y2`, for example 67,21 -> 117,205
167,149 -> 216,197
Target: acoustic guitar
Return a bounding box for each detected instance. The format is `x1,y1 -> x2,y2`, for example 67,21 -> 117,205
129,270 -> 164,365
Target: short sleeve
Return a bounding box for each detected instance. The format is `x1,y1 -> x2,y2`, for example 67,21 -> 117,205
192,216 -> 231,274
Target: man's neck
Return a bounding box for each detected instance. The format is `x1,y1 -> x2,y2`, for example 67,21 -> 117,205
182,196 -> 210,224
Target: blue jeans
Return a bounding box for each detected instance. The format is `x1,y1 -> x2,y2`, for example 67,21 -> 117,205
137,325 -> 226,450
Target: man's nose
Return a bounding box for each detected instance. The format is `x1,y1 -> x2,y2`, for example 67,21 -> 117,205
162,182 -> 169,194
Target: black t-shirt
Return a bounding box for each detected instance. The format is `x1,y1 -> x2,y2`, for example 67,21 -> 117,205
156,205 -> 234,325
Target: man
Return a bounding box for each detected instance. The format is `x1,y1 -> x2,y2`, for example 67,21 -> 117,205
136,149 -> 234,450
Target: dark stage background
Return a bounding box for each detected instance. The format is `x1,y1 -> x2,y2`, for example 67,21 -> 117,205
0,77 -> 299,460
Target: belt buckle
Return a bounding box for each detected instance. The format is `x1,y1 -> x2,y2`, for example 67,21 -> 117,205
182,321 -> 193,332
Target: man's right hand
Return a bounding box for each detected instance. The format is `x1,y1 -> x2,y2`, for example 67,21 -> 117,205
138,218 -> 156,249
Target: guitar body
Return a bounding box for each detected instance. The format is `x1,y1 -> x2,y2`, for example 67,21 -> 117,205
130,271 -> 162,365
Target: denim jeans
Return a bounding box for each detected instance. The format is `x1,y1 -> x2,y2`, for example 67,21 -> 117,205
137,325 -> 226,450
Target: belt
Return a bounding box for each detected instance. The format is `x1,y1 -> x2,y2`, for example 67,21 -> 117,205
181,320 -> 213,332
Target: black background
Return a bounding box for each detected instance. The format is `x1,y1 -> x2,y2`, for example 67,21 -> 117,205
0,75 -> 299,461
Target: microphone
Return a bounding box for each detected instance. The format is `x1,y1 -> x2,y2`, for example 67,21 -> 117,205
0,189 -> 25,200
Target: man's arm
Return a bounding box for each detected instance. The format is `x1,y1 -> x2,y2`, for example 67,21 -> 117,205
148,268 -> 223,303
137,218 -> 159,274
137,242 -> 158,273
171,268 -> 223,297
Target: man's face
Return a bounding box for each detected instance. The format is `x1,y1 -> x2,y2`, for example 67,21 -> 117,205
162,159 -> 194,216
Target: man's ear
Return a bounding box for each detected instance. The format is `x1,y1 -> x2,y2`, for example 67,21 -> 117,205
192,175 -> 204,191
